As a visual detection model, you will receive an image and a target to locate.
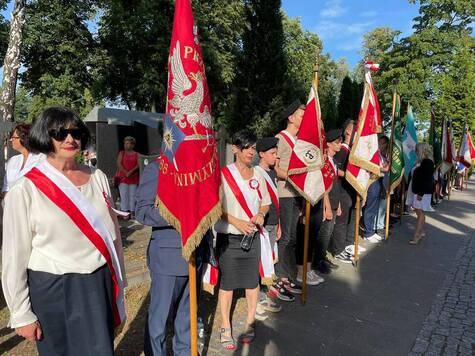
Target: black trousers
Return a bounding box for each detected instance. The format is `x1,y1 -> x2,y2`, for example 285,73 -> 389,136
330,193 -> 353,255
28,265 -> 114,356
276,196 -> 303,280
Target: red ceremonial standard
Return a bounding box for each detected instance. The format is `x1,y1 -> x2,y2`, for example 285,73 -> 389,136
157,0 -> 221,261
287,74 -> 334,205
345,61 -> 382,201
458,127 -> 475,168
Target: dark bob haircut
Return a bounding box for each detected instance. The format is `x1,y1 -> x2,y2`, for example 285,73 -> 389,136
29,107 -> 91,154
232,130 -> 257,150
11,123 -> 31,150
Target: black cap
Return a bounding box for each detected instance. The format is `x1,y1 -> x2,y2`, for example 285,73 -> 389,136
256,137 -> 279,153
326,129 -> 342,143
342,118 -> 355,131
282,99 -> 305,119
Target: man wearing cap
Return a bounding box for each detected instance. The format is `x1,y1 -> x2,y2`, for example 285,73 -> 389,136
271,100 -> 306,301
311,129 -> 342,274
254,137 -> 283,314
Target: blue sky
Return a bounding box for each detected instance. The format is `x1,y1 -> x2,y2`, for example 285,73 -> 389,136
0,0 -> 420,73
282,0 -> 420,67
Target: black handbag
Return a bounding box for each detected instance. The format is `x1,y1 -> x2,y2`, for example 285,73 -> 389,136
240,230 -> 259,251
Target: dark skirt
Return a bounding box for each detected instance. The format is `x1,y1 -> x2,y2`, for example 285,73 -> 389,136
28,264 -> 114,356
216,233 -> 260,291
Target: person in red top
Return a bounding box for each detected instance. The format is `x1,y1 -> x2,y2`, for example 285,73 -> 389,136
116,136 -> 140,217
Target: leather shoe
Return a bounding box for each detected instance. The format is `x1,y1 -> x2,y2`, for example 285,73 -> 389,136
316,261 -> 331,274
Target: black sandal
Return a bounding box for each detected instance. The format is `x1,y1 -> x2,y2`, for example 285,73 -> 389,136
239,322 -> 256,344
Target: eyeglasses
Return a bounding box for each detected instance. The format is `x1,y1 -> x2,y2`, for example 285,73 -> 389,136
49,128 -> 84,141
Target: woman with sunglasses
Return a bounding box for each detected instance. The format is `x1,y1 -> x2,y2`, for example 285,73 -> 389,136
1,123 -> 44,198
2,107 -> 126,355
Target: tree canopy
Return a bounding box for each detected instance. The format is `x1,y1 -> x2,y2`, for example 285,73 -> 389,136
0,0 -> 472,141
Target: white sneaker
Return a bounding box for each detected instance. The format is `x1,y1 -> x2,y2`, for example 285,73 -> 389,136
364,234 -> 381,244
345,244 -> 366,255
255,303 -> 269,321
309,270 -> 325,285
297,270 -> 324,285
371,233 -> 383,241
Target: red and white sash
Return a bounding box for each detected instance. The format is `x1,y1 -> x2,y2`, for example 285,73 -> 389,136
278,130 -> 296,149
222,164 -> 275,284
24,161 -> 125,328
341,142 -> 350,153
254,166 -> 280,260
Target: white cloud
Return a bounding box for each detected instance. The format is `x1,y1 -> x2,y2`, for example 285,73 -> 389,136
320,0 -> 348,18
313,20 -> 375,41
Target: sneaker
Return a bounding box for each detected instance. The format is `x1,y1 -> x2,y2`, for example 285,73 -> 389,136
308,270 -> 325,284
283,280 -> 303,294
325,257 -> 339,270
345,244 -> 366,255
258,296 -> 282,313
335,251 -> 353,264
255,303 -> 268,321
364,234 -> 382,244
297,270 -> 324,285
269,281 -> 295,302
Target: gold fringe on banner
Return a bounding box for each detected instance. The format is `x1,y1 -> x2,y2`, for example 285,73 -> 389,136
156,191 -> 222,262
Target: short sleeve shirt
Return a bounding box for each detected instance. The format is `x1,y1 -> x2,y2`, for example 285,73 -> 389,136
276,131 -> 299,198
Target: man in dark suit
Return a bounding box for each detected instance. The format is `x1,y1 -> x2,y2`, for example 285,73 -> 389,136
136,159 -> 205,356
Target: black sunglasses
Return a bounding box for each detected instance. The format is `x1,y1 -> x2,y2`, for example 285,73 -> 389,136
49,128 -> 84,141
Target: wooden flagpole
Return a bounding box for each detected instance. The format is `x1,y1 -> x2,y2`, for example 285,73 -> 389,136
385,91 -> 397,241
301,201 -> 311,305
353,195 -> 361,266
301,60 -> 319,304
189,252 -> 198,356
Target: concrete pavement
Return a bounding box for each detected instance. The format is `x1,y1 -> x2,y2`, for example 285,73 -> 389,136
203,179 -> 475,356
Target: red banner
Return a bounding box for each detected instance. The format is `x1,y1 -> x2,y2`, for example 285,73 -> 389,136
287,76 -> 334,205
157,0 -> 221,261
345,61 -> 381,201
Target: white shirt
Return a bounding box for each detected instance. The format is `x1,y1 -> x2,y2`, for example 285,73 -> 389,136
2,153 -> 45,192
214,167 -> 271,235
2,167 -> 123,328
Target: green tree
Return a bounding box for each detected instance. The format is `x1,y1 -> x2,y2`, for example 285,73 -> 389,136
0,0 -> 9,61
229,0 -> 286,134
94,0 -> 174,111
193,0 -> 245,128
20,0 -> 98,116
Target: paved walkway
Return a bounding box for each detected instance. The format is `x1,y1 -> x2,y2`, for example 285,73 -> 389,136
410,185 -> 475,356
203,179 -> 475,356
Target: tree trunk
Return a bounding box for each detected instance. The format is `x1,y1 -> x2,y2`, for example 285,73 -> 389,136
1,0 -> 26,122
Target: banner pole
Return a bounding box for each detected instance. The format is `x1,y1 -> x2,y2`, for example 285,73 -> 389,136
301,200 -> 311,305
385,91 -> 397,241
353,195 -> 361,267
189,252 -> 198,356
399,178 -> 405,224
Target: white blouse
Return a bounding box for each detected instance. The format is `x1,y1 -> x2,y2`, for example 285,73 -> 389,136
2,153 -> 45,192
2,166 -> 123,328
214,167 -> 271,235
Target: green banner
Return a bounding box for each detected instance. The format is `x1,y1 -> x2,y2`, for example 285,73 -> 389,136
390,139 -> 405,191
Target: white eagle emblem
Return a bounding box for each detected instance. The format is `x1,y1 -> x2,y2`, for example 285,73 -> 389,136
169,40 -> 212,130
